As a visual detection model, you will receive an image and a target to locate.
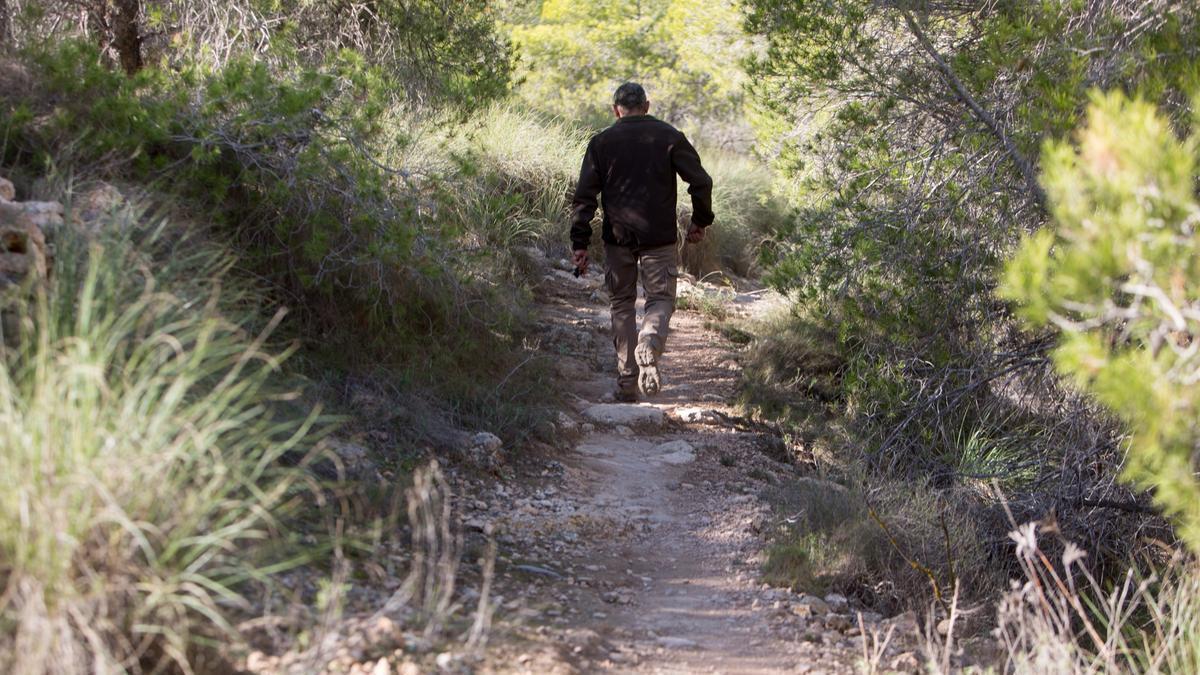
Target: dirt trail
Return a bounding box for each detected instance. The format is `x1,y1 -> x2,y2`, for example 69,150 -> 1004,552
473,256 -> 917,674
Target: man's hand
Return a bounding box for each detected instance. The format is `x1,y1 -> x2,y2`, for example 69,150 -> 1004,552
686,222 -> 707,244
572,249 -> 590,276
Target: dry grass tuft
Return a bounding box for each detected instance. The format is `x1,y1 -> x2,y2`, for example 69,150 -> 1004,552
993,522 -> 1200,674
0,202 -> 325,673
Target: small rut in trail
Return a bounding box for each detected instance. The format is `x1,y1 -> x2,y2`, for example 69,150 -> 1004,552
477,255 -> 916,674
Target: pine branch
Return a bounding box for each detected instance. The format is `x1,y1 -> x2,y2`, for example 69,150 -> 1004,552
901,9 -> 1047,210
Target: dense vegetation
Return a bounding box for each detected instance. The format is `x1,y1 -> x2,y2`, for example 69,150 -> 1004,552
2,0 -> 1200,671
739,0 -> 1198,586
0,1 -> 539,668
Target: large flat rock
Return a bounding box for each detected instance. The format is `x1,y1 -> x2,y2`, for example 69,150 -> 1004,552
654,439 -> 696,465
583,403 -> 665,429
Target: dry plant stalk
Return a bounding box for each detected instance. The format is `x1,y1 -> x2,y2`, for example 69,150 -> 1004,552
857,611 -> 897,675
921,582 -> 962,675
465,536 -> 497,654
375,460 -> 496,644
995,521 -> 1200,674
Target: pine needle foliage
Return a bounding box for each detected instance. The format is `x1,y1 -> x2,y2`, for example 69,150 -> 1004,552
1003,92 -> 1200,549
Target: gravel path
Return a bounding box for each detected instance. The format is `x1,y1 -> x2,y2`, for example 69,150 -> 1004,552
475,256 -> 924,674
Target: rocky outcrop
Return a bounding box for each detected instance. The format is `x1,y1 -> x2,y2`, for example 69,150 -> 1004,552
0,200 -> 49,287
0,176 -> 138,290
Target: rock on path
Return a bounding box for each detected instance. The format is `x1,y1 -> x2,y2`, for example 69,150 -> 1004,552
583,403 -> 665,429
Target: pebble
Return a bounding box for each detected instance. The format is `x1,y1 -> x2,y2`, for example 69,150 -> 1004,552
365,616 -> 400,647
888,611 -> 920,634
858,611 -> 883,624
601,591 -> 632,604
674,406 -> 720,424
797,595 -> 831,615
656,439 -> 697,465
891,652 -> 921,672
656,637 -> 699,649
824,593 -> 849,611
825,614 -> 853,632
748,512 -> 769,533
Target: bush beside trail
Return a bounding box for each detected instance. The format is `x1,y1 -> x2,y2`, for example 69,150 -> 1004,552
736,0 -> 1197,614
1,42 -> 560,445
0,192 -> 325,672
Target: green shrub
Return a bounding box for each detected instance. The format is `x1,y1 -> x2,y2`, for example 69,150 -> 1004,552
427,105 -> 588,250
502,0 -> 749,130
2,43 -> 555,442
737,0 -> 1198,602
0,205 -> 324,672
1002,91 -> 1200,549
738,309 -> 845,417
3,41 -> 413,332
9,0 -> 513,110
676,288 -> 733,322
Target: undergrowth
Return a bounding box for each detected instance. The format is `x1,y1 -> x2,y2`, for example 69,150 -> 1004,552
0,43 -> 560,443
740,306 -> 1020,611
0,201 -> 327,672
974,524 -> 1200,674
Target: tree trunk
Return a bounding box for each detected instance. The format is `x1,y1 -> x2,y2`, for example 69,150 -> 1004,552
111,0 -> 143,74
0,0 -> 11,50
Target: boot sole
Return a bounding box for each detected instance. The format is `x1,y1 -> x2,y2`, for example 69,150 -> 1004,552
635,342 -> 661,396
638,366 -> 660,396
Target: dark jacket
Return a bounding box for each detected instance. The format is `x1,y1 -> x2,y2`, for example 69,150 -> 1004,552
570,115 -> 714,251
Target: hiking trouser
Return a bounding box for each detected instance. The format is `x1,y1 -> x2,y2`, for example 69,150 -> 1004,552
604,242 -> 679,392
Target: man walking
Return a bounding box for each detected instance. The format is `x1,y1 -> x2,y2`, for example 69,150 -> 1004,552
570,82 -> 714,402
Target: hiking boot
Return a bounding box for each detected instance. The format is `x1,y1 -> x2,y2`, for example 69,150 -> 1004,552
614,387 -> 638,403
635,339 -> 661,396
